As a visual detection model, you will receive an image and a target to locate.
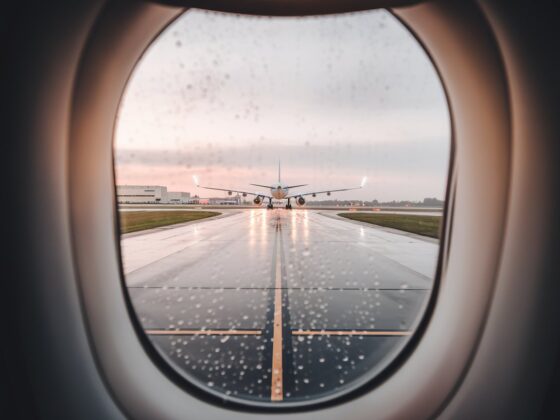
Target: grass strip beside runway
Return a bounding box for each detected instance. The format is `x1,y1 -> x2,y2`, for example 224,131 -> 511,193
339,212 -> 441,238
119,210 -> 220,234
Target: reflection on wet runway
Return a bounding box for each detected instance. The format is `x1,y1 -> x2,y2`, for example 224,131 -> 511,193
121,209 -> 438,404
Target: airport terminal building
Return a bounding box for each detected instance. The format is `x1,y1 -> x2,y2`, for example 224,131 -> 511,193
116,185 -> 191,204
207,196 -> 241,205
167,191 -> 191,204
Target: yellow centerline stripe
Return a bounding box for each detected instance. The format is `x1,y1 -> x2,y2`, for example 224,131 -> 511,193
292,330 -> 411,336
270,222 -> 284,402
145,329 -> 261,336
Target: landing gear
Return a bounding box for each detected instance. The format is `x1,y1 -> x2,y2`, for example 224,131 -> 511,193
267,198 -> 273,209
285,199 -> 292,210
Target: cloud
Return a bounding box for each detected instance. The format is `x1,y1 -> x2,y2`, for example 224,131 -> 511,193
113,9 -> 451,202
115,140 -> 449,174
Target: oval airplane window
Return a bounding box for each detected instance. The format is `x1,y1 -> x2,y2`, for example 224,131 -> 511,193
113,9 -> 450,408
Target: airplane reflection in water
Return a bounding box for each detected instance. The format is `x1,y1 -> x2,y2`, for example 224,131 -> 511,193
193,162 -> 367,209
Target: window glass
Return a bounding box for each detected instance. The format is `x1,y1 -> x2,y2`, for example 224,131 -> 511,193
114,9 -> 450,406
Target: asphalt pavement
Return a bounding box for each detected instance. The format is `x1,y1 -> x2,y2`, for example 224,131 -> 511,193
121,209 -> 438,404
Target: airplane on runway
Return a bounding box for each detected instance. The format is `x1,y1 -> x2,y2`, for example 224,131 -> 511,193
193,163 -> 367,209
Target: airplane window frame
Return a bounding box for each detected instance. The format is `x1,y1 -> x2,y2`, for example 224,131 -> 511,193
111,7 -> 453,412
68,1 -> 511,418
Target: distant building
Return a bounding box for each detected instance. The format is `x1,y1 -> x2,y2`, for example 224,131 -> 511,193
208,196 -> 241,205
190,195 -> 202,204
167,191 -> 191,204
117,185 -> 168,204
117,185 -> 193,204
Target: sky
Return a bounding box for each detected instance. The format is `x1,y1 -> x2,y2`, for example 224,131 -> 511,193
114,9 -> 451,201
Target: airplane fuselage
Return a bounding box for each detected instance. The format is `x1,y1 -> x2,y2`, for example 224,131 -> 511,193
271,185 -> 289,199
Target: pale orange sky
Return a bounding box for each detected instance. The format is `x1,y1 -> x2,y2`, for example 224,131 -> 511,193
114,9 -> 450,201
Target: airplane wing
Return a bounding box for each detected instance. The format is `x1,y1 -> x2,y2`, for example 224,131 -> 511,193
193,176 -> 272,199
199,186 -> 272,198
286,177 -> 367,199
250,183 -> 308,189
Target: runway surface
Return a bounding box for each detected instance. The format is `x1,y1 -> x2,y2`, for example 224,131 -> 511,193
121,209 -> 438,403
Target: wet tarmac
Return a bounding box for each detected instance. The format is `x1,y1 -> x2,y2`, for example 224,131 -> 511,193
121,209 -> 438,404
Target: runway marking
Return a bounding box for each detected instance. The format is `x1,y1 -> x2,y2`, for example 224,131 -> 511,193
145,329 -> 261,336
270,219 -> 284,402
292,329 -> 411,337
128,286 -> 430,291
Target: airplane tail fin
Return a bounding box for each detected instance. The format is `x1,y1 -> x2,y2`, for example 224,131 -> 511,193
278,161 -> 281,183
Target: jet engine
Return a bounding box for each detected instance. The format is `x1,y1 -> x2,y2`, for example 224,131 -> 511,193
253,196 -> 262,205
297,196 -> 305,206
